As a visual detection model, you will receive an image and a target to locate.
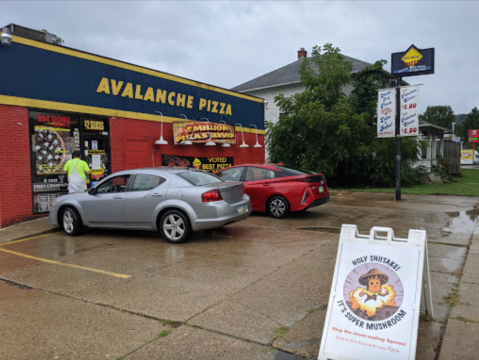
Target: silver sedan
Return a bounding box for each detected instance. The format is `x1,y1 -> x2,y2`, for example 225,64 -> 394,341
49,167 -> 252,243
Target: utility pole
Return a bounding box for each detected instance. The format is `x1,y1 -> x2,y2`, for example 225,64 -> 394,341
395,77 -> 402,201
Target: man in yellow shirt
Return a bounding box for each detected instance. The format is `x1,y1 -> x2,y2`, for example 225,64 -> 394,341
63,150 -> 91,193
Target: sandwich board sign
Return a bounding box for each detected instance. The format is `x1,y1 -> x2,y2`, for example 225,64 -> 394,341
318,225 -> 433,360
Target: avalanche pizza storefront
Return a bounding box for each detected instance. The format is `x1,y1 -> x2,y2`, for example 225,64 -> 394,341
0,28 -> 265,228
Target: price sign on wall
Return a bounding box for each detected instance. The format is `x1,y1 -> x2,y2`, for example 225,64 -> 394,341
318,225 -> 433,360
399,86 -> 419,137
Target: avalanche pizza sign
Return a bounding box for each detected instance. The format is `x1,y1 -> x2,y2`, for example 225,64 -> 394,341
318,225 -> 432,360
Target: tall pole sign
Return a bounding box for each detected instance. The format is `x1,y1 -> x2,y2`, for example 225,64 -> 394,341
389,45 -> 435,201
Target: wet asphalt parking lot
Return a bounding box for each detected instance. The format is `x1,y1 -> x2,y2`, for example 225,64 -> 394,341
0,191 -> 478,360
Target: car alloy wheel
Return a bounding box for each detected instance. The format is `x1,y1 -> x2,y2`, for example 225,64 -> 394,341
63,210 -> 74,234
61,206 -> 83,236
267,196 -> 290,219
160,210 -> 190,243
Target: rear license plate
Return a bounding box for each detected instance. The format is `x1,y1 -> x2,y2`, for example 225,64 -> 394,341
237,205 -> 247,214
318,186 -> 324,193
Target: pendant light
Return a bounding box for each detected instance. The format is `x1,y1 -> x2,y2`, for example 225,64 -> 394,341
154,111 -> 168,145
250,124 -> 262,148
179,114 -> 193,145
201,118 -> 216,146
235,123 -> 249,148
219,121 -> 231,147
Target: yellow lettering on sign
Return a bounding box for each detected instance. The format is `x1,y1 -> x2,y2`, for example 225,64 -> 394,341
401,47 -> 423,67
219,103 -> 226,114
111,79 -> 124,95
156,89 -> 167,104
121,83 -> 133,98
187,95 -> 194,109
199,98 -> 207,110
84,120 -> 104,131
143,87 -> 155,102
168,92 -> 176,106
96,78 -> 235,117
96,77 -> 110,94
177,93 -> 186,107
212,101 -> 219,113
135,85 -> 143,100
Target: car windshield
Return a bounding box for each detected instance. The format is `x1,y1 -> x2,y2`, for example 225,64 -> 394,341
274,165 -> 316,176
178,171 -> 224,186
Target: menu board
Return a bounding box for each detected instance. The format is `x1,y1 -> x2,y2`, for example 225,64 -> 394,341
30,110 -> 78,213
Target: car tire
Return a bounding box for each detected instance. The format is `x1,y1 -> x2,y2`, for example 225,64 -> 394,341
267,196 -> 290,219
160,210 -> 190,243
61,206 -> 84,236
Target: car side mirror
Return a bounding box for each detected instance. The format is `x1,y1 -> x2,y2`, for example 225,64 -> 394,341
88,187 -> 97,195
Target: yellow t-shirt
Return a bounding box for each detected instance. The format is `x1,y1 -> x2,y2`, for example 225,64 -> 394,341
63,159 -> 90,180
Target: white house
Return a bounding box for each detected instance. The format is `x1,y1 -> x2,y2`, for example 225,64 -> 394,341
231,48 -> 373,127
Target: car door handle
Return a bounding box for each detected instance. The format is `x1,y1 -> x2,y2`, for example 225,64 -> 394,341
113,195 -> 124,199
151,193 -> 163,197
262,184 -> 270,187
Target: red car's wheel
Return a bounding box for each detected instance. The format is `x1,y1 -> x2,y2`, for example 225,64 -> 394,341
267,196 -> 290,219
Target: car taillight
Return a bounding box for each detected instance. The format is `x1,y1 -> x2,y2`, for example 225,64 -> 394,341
202,189 -> 223,202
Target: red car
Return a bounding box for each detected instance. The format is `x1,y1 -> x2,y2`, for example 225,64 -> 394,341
216,164 -> 329,218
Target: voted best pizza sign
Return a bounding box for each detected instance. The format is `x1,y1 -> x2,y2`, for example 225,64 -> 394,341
318,225 -> 431,360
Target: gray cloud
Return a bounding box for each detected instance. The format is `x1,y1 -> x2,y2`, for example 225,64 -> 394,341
2,0 -> 478,114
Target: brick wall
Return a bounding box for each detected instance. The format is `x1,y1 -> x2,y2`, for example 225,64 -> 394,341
0,105 -> 38,228
110,117 -> 265,171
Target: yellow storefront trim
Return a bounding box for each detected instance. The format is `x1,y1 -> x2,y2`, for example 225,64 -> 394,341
11,35 -> 264,104
0,95 -> 265,135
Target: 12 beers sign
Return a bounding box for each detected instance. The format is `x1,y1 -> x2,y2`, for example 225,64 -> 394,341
318,225 -> 432,360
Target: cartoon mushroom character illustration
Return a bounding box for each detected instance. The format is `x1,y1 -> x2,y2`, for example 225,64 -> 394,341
358,269 -> 390,302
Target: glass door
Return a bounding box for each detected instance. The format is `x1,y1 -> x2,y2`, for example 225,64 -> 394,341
82,135 -> 110,188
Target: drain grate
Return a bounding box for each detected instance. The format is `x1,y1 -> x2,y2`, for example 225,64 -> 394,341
297,226 -> 341,233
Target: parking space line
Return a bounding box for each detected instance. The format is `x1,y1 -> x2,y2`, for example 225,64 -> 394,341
0,233 -> 52,247
0,247 -> 131,279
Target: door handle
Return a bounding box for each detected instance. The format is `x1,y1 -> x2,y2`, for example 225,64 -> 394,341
113,195 -> 124,199
262,184 -> 270,187
151,193 -> 163,197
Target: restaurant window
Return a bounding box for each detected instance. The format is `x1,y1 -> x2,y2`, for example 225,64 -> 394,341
29,109 -> 110,214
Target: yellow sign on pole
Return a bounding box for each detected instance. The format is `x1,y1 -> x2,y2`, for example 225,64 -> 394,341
401,47 -> 423,67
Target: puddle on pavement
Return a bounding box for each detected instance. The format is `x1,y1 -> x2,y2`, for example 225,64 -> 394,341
442,208 -> 478,234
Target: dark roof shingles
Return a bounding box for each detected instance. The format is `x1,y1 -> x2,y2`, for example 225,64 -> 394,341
232,56 -> 371,92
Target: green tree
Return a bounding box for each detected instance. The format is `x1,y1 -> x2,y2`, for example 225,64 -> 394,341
267,43 -> 425,187
455,114 -> 467,124
459,107 -> 479,147
419,105 -> 455,130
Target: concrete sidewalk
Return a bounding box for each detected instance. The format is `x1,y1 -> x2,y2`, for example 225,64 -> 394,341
0,193 -> 478,359
438,223 -> 479,360
0,216 -> 59,244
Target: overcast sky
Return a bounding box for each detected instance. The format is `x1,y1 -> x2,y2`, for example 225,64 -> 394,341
3,1 -> 478,114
